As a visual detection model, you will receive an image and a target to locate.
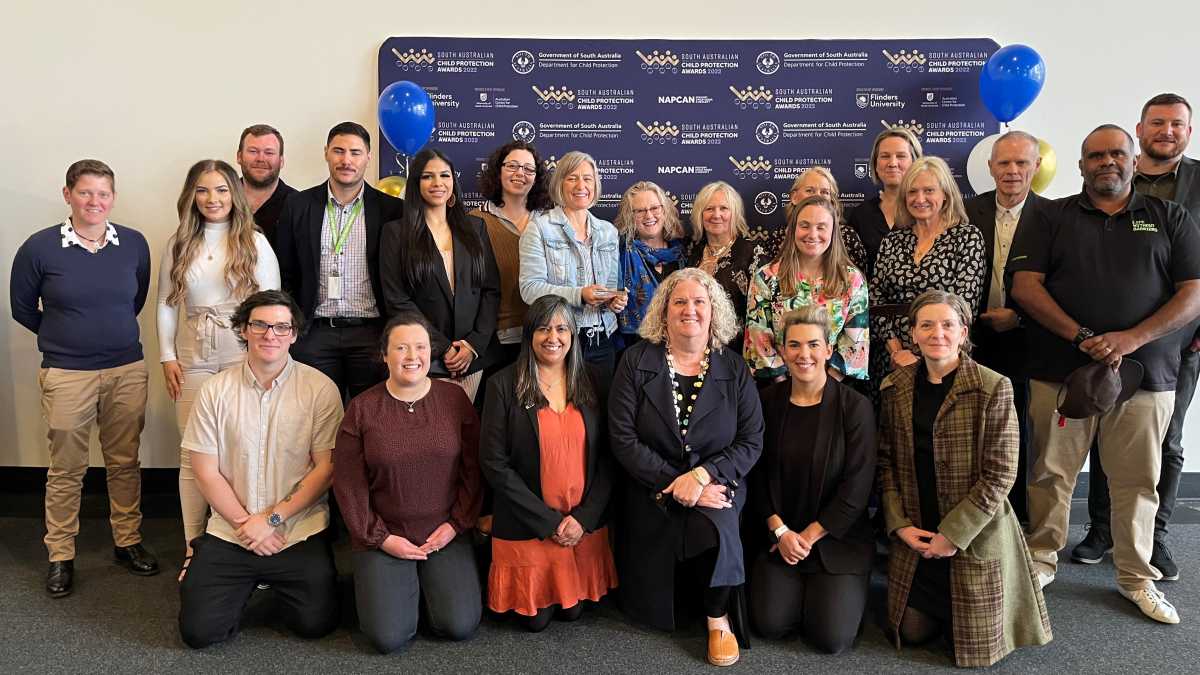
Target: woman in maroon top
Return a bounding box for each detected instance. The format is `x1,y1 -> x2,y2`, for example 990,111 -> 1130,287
333,312 -> 483,654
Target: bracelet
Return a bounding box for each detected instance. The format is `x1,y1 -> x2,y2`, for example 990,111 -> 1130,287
690,468 -> 710,487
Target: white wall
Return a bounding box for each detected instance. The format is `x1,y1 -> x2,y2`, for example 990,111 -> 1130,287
4,0 -> 1199,467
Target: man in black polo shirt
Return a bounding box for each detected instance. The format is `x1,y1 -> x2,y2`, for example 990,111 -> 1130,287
236,124 -> 296,244
1079,94 -> 1200,581
1010,124 -> 1200,624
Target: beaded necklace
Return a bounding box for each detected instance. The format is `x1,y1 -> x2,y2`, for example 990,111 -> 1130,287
665,345 -> 710,439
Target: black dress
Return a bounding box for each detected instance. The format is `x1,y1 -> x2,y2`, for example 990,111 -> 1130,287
686,236 -> 766,355
906,363 -> 958,622
777,403 -> 823,573
846,196 -> 890,279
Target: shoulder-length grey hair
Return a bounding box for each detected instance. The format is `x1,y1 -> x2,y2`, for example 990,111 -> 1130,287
613,180 -> 684,241
893,156 -> 968,230
637,268 -> 741,350
547,150 -> 601,210
908,289 -> 974,356
689,180 -> 750,243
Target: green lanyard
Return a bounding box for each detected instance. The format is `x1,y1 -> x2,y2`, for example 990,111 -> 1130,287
325,198 -> 364,256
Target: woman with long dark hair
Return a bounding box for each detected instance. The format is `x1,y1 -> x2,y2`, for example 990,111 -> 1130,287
158,158 -> 280,568
480,295 -> 617,632
380,147 -> 501,402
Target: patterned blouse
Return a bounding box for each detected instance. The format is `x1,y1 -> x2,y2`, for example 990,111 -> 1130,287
686,235 -> 767,352
744,262 -> 870,380
868,221 -> 986,382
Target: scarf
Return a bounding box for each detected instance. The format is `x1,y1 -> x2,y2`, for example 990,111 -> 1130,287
619,238 -> 685,333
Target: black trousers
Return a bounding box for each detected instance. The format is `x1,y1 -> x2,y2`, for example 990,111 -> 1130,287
179,534 -> 338,648
749,551 -> 868,654
292,319 -> 386,403
352,536 -> 480,654
1087,347 -> 1197,540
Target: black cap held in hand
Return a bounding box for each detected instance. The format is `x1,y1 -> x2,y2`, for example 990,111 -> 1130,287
1056,359 -> 1144,419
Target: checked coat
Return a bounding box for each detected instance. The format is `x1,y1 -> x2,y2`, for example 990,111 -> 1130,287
878,357 -> 1051,667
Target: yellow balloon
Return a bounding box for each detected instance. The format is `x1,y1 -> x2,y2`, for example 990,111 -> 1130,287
1031,138 -> 1057,194
377,175 -> 407,197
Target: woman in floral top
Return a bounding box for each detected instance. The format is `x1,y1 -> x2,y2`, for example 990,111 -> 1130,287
745,196 -> 869,384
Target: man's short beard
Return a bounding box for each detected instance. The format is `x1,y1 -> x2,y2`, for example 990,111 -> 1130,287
1142,143 -> 1185,163
242,169 -> 280,189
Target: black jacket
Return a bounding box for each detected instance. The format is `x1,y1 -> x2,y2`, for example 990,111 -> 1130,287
748,378 -> 876,575
608,340 -> 763,632
479,364 -> 612,541
964,190 -> 1050,377
379,214 -> 501,376
274,182 -> 404,324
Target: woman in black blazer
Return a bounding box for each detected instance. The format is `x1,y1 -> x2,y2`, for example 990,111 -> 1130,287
748,305 -> 876,654
608,268 -> 764,667
479,295 -> 616,632
380,147 -> 501,402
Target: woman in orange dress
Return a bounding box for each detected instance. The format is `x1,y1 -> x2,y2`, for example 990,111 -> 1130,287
480,294 -> 617,631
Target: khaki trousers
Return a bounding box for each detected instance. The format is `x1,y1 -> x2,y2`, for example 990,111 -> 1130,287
1025,378 -> 1172,591
172,303 -> 244,543
39,360 -> 148,561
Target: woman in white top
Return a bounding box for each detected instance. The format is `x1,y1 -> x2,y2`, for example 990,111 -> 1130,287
157,159 -> 280,565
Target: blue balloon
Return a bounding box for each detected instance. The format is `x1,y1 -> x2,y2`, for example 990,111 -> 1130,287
979,44 -> 1045,123
378,81 -> 436,156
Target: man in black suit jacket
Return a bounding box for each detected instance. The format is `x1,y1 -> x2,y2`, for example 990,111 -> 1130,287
1081,94 -> 1200,580
274,121 -> 404,401
964,129 -> 1048,523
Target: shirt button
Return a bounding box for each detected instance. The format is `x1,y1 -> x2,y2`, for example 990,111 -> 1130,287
685,445 -> 692,452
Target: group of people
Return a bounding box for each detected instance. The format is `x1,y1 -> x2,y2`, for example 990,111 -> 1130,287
11,90 -> 1199,668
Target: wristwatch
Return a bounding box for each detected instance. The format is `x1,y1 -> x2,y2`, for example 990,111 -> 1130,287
268,512 -> 284,528
1073,326 -> 1095,347
772,524 -> 790,542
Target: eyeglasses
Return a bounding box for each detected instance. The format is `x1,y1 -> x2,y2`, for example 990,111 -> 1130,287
247,320 -> 295,337
501,161 -> 537,176
633,204 -> 664,218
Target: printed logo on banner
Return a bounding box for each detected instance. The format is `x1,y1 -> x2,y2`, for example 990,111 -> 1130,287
597,159 -> 634,208
426,88 -> 461,110
420,49 -> 495,73
663,191 -> 681,209
657,163 -> 713,176
657,93 -> 716,104
754,191 -> 779,215
755,122 -> 780,145
512,121 -> 537,143
511,50 -> 536,74
770,158 -> 833,182
923,120 -> 987,145
854,162 -> 870,180
636,49 -> 680,73
532,85 -> 576,109
535,51 -> 623,71
672,190 -> 698,216
920,86 -> 967,109
773,88 -> 834,110
391,48 -> 435,71
637,121 -> 680,144
729,155 -> 773,180
729,85 -> 773,109
780,50 -> 869,71
679,123 -> 740,146
435,121 -> 496,144
537,122 -> 624,140
881,119 -> 925,137
474,87 -> 518,110
855,87 -> 906,110
882,49 -> 927,73
543,156 -> 559,174
755,51 -> 781,75
925,50 -> 989,74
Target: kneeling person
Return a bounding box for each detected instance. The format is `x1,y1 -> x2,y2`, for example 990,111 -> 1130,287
178,290 -> 343,648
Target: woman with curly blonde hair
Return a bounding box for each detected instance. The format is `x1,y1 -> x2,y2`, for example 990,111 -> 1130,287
157,158 -> 280,569
614,181 -> 689,346
610,268 -> 764,667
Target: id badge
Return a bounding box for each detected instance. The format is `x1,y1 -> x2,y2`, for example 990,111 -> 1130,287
327,272 -> 343,300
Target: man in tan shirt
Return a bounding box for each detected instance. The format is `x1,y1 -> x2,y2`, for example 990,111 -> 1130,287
178,289 -> 343,648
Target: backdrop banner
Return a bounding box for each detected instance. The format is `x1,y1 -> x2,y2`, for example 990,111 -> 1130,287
379,36 -> 999,244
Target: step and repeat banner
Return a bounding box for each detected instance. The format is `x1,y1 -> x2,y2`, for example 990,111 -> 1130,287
378,36 -> 999,243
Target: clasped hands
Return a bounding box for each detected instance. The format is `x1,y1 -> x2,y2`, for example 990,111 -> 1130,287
897,526 -> 958,559
770,522 -> 825,566
234,512 -> 286,556
661,471 -> 732,510
381,522 -> 457,561
444,340 -> 475,376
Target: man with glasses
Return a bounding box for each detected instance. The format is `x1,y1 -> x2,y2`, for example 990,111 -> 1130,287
178,289 -> 343,648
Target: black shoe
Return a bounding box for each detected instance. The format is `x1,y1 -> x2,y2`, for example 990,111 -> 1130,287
1070,524 -> 1112,564
114,543 -> 160,576
1152,540 -> 1180,581
47,560 -> 74,598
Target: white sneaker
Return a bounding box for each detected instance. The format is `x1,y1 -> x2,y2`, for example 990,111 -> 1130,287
1119,583 -> 1180,624
1037,571 -> 1055,590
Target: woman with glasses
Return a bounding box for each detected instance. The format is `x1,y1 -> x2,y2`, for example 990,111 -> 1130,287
157,159 -> 280,573
613,181 -> 688,349
470,141 -> 554,369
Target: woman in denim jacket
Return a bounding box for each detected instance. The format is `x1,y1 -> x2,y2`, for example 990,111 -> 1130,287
519,151 -> 626,384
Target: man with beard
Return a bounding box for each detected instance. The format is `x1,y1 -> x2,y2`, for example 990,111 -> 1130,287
236,124 -> 296,243
1010,124 -> 1200,624
1077,95 -> 1200,583
274,121 -> 404,401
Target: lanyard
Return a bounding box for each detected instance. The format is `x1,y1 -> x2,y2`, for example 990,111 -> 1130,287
325,198 -> 364,256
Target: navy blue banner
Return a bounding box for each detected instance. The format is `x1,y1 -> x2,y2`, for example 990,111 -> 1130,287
379,37 -> 999,242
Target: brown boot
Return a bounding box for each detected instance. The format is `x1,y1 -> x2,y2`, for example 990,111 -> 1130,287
707,629 -> 739,666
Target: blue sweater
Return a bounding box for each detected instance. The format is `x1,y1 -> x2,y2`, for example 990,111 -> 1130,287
10,223 -> 151,370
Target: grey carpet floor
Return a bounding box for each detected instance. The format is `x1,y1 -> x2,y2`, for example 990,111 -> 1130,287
3,505 -> 1200,674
